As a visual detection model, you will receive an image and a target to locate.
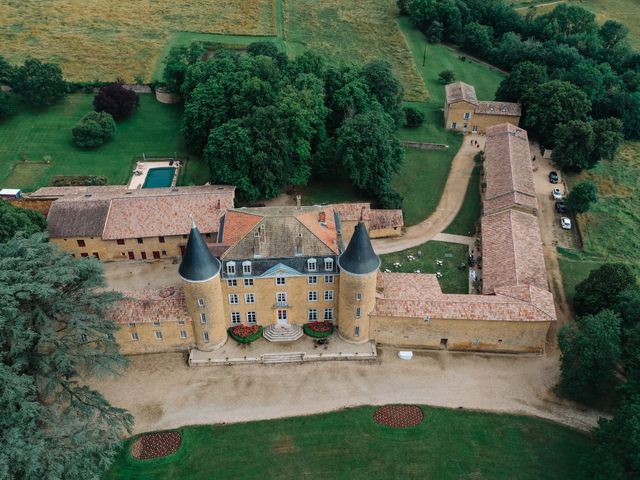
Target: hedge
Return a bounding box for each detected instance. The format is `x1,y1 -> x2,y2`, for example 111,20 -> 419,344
50,175 -> 108,187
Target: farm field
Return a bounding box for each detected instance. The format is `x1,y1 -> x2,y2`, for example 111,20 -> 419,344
104,405 -> 591,480
380,241 -> 469,294
0,94 -> 193,190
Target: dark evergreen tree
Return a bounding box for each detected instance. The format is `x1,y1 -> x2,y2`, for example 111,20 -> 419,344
0,201 -> 46,243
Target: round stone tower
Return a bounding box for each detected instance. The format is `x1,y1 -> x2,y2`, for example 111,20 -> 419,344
337,222 -> 380,344
179,222 -> 227,351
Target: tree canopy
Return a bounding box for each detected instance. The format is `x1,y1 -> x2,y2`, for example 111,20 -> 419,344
72,111 -> 116,149
573,263 -> 636,316
0,201 -> 46,243
0,235 -> 133,479
566,181 -> 597,214
11,58 -> 67,108
93,82 -> 140,121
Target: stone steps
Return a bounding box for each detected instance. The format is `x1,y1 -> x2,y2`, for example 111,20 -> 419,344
263,324 -> 303,342
262,352 -> 305,364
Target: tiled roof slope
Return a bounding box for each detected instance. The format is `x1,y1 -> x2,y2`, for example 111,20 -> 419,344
445,82 -> 478,105
219,211 -> 263,246
481,209 -> 548,294
331,203 -> 404,230
108,287 -> 190,324
483,123 -> 537,214
30,185 -> 130,198
476,101 -> 521,116
47,199 -> 111,237
222,206 -> 338,259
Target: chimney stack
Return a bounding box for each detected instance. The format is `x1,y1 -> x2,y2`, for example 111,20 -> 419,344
318,211 -> 326,224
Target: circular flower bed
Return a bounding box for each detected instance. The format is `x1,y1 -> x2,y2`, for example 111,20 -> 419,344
228,324 -> 263,344
373,405 -> 424,427
130,431 -> 181,460
303,321 -> 334,338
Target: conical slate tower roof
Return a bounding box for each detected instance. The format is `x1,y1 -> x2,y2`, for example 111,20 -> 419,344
338,222 -> 380,275
178,222 -> 221,282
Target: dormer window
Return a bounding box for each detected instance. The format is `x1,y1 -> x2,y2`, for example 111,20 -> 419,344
324,258 -> 334,271
242,261 -> 252,275
226,261 -> 236,276
307,258 -> 317,272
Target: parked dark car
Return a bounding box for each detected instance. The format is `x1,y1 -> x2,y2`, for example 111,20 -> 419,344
549,171 -> 559,184
555,201 -> 567,213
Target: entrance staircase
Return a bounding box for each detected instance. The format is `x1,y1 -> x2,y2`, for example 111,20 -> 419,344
263,324 -> 303,342
262,352 -> 305,364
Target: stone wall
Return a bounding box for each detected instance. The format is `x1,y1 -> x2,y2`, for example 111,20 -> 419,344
445,101 -> 521,134
115,319 -> 193,355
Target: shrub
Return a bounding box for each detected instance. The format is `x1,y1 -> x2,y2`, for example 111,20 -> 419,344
403,107 -> 425,128
228,324 -> 263,344
50,175 -> 108,187
438,70 -> 455,84
303,321 -> 335,338
72,111 -> 116,148
567,181 -> 597,213
0,91 -> 14,121
93,82 -> 139,120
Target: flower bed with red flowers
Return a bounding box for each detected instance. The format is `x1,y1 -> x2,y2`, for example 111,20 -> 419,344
228,324 -> 263,343
373,405 -> 424,427
303,321 -> 335,338
130,431 -> 181,460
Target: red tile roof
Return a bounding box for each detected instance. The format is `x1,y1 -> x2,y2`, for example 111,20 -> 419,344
445,82 -> 479,105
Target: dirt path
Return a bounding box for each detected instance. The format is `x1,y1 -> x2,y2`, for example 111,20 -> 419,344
90,348 -> 604,435
530,144 -> 574,343
372,136 -> 483,254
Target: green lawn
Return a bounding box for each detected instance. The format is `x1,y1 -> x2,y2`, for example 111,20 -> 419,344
444,164 -> 482,236
380,241 -> 469,294
557,247 -> 604,304
0,94 -> 196,191
104,405 -> 591,480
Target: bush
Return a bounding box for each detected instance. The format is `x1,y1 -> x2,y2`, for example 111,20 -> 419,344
50,175 -> 108,187
228,325 -> 263,344
72,111 -> 116,148
567,181 -> 597,213
403,107 -> 425,128
438,70 -> 455,84
303,321 -> 335,338
11,58 -> 67,108
93,82 -> 139,120
0,91 -> 14,121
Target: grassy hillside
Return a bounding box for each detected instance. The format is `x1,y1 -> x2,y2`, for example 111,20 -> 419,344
104,406 -> 591,480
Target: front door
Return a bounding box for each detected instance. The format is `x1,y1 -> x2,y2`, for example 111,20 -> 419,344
277,309 -> 288,325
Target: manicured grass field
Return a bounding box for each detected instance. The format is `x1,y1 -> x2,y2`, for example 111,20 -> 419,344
444,164 -> 482,236
0,94 -> 190,191
380,241 -> 469,294
557,247 -> 604,304
0,0 -> 274,82
104,406 -> 591,480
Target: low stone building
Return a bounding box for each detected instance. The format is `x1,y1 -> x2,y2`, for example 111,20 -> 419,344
331,203 -> 403,239
444,82 -> 521,134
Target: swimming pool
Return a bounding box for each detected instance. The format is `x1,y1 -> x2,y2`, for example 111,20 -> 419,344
142,167 -> 176,188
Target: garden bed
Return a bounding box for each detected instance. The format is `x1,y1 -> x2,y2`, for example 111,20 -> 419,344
373,405 -> 424,427
228,324 -> 263,344
130,431 -> 181,460
303,321 -> 334,338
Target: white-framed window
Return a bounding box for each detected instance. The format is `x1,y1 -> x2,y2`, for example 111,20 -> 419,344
226,261 -> 236,276
80,334 -> 88,343
472,125 -> 478,133
355,293 -> 362,301
276,277 -> 286,286
308,291 -> 318,302
354,326 -> 360,337
229,294 -> 239,304
242,261 -> 252,275
307,258 -> 317,271
131,332 -> 139,341
276,292 -> 287,305
128,322 -> 136,327
308,275 -> 318,285
324,308 -> 334,320
178,319 -> 185,325
203,332 -> 210,343
227,279 -> 237,287
155,331 -> 163,340
200,312 -> 207,324
197,298 -> 205,307
355,307 -> 362,318
324,258 -> 334,271
463,112 -> 471,120
247,311 -> 257,324
324,275 -> 334,284
277,310 -> 288,321
153,321 -> 161,327
244,278 -> 254,287
231,312 -> 241,324
308,309 -> 317,321
324,290 -> 334,301
179,330 -> 187,339
245,293 -> 256,304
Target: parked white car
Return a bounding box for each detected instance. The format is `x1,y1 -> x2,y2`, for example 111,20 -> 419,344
552,188 -> 563,200
560,217 -> 572,230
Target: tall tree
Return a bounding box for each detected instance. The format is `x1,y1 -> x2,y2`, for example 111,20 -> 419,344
0,55 -> 14,86
162,43 -> 205,93
93,82 -> 140,121
0,201 -> 46,243
495,61 -> 548,103
614,288 -> 640,331
522,80 -> 591,148
558,310 -> 622,405
361,60 -> 403,124
599,20 -> 629,50
592,117 -> 624,161
552,120 -> 595,171
0,235 -> 133,479
12,58 -> 67,108
0,91 -> 13,121
566,181 -> 598,214
573,263 -> 637,316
